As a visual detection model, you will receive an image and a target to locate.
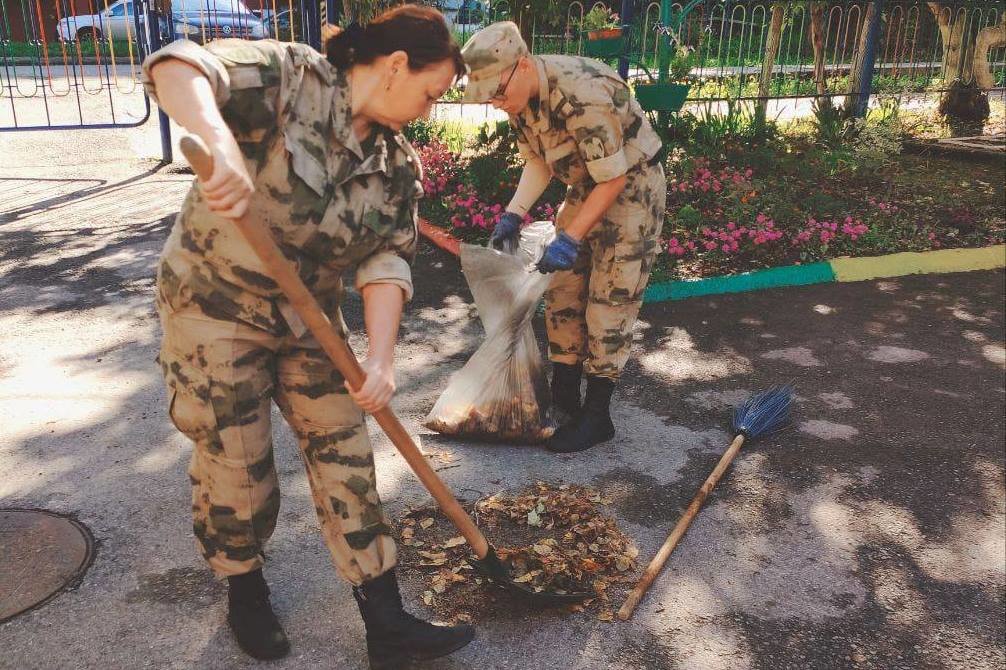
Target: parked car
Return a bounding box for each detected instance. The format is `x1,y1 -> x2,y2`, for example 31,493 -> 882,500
57,0 -> 266,43
170,0 -> 267,42
57,0 -> 146,42
257,7 -> 292,40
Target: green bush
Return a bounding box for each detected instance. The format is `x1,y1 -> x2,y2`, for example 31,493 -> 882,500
403,118 -> 470,154
579,6 -> 620,33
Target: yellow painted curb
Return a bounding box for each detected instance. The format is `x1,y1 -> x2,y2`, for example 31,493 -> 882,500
830,245 -> 1006,283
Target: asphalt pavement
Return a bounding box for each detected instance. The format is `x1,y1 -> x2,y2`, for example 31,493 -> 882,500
1,131 -> 1003,670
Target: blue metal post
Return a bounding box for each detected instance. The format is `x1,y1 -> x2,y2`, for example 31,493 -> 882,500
145,0 -> 173,163
617,0 -> 633,79
656,0 -> 673,130
304,0 -> 321,50
852,0 -> 885,118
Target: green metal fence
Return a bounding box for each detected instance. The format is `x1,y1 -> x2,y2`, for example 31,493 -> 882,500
456,1 -> 1005,102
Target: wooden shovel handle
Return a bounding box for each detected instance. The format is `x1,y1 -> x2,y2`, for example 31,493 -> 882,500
617,433 -> 746,620
180,135 -> 491,558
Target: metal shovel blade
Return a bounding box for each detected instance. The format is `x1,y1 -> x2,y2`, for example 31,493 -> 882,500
469,546 -> 594,606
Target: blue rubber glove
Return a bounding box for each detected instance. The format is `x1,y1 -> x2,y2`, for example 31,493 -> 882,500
536,231 -> 581,273
489,211 -> 523,249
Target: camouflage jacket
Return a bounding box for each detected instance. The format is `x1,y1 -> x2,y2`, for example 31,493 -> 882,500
511,55 -> 661,187
142,39 -> 422,336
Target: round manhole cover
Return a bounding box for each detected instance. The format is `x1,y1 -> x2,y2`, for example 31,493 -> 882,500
0,509 -> 95,623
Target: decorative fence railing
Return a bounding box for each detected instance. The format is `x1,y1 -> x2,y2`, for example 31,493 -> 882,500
3,1 -> 1002,155
518,1 -> 1004,101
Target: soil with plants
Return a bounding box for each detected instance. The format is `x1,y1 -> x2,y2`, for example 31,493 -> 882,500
409,104 -> 1004,283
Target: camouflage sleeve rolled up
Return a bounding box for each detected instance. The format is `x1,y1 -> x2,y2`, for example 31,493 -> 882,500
354,193 -> 418,301
556,79 -> 631,183
353,136 -> 422,301
355,251 -> 414,300
141,38 -> 286,143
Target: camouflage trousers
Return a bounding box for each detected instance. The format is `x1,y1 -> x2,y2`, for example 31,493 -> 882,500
157,286 -> 396,584
546,162 -> 666,380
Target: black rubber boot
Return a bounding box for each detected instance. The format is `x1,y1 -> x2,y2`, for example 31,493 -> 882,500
226,569 -> 290,660
551,362 -> 583,418
353,569 -> 475,670
547,375 -> 616,453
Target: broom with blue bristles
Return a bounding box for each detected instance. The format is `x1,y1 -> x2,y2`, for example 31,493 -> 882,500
618,386 -> 795,620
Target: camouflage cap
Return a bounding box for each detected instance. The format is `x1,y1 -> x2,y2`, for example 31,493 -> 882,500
460,21 -> 528,103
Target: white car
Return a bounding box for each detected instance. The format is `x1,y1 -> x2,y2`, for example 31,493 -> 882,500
58,0 -> 266,43
57,0 -> 147,42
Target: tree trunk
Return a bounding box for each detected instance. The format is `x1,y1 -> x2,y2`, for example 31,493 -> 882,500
973,18 -> 1006,90
844,0 -> 880,115
758,4 -> 786,98
927,2 -> 990,135
810,2 -> 829,98
756,3 -> 786,124
927,2 -> 967,84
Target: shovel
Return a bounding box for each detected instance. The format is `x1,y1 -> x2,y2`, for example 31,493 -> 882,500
179,136 -> 590,606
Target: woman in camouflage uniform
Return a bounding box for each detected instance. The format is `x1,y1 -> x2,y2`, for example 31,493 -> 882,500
143,6 -> 473,667
461,22 -> 666,454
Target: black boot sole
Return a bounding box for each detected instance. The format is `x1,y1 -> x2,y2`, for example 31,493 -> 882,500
411,626 -> 476,660
546,422 -> 615,453
369,627 -> 475,669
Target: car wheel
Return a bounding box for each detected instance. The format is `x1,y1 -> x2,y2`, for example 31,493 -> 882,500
76,26 -> 103,42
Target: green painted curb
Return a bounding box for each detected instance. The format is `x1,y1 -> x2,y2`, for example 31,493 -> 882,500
644,262 -> 836,302
644,245 -> 1005,303
418,220 -> 1004,304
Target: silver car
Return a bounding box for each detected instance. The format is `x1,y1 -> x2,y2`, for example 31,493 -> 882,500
57,0 -> 146,42
57,0 -> 266,43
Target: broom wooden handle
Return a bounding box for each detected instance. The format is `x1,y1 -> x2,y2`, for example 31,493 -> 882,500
180,136 -> 491,559
617,433 -> 746,620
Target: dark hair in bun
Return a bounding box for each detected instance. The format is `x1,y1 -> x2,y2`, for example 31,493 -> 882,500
325,5 -> 465,77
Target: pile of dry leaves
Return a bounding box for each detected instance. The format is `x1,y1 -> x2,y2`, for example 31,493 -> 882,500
396,482 -> 639,623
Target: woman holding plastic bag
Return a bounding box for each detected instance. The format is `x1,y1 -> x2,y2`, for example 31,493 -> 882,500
459,22 -> 666,454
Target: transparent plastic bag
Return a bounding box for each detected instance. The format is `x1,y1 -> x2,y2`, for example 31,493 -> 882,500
424,221 -> 556,443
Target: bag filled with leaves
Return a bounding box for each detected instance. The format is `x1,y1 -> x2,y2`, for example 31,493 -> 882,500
425,221 -> 556,443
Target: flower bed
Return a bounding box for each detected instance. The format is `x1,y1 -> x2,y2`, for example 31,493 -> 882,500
416,136 -> 565,246
413,120 -> 1005,282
